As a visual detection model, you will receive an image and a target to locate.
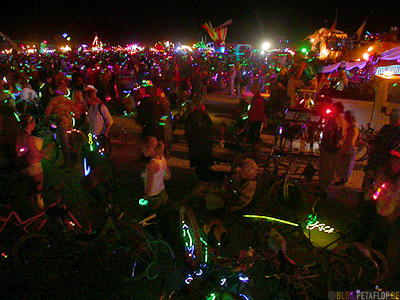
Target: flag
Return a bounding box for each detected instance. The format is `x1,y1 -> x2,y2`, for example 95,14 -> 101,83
353,21 -> 366,41
353,10 -> 374,41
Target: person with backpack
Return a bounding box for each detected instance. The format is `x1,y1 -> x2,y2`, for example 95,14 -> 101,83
334,111 -> 359,186
85,85 -> 113,138
319,101 -> 346,194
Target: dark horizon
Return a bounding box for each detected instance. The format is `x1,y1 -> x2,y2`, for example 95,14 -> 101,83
2,0 -> 400,49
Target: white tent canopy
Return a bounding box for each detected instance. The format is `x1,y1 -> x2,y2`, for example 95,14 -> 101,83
321,61 -> 367,73
378,46 -> 400,61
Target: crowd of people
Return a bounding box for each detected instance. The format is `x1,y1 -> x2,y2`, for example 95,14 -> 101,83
0,45 -> 399,287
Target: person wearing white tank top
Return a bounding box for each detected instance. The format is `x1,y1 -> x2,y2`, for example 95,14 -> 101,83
140,136 -> 171,210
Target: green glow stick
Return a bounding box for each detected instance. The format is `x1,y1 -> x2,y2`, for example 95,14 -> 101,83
243,215 -> 299,227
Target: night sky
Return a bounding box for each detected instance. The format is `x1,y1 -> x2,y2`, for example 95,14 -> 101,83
2,0 -> 400,48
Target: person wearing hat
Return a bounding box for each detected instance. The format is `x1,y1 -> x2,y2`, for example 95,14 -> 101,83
45,85 -> 75,168
84,85 -> 113,138
194,158 -> 258,213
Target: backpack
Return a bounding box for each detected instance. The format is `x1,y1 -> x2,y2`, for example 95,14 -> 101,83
97,103 -> 105,120
321,125 -> 345,153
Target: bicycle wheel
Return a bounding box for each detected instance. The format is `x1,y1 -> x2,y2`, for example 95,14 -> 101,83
108,124 -> 128,148
355,142 -> 369,162
179,206 -> 206,269
110,236 -> 161,282
327,242 -> 388,289
134,239 -> 176,281
13,233 -> 66,283
267,177 -> 304,218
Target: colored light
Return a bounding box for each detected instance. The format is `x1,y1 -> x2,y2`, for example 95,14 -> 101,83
373,183 -> 387,200
83,157 -> 91,176
139,198 -> 148,205
306,221 -> 335,233
242,215 -> 299,227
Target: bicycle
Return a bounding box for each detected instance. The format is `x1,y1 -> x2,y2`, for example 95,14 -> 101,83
262,147 -> 319,218
0,180 -> 91,237
38,118 -> 87,163
243,198 -> 389,291
355,123 -> 375,162
13,179 -> 176,295
178,206 -> 314,300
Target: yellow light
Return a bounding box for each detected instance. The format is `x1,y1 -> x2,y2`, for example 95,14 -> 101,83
363,52 -> 370,61
262,42 -> 271,51
367,46 -> 373,52
383,70 -> 393,77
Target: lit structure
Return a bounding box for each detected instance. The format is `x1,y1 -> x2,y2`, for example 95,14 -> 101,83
202,19 -> 232,54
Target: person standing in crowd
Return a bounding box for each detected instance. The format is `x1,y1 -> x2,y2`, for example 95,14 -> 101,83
189,65 -> 203,100
185,100 -> 214,181
45,86 -> 74,168
156,85 -> 173,155
137,84 -> 163,141
140,136 -> 171,212
85,85 -> 113,138
20,79 -> 39,117
247,81 -> 267,159
39,75 -> 54,115
15,114 -> 52,212
286,51 -> 317,106
319,101 -> 346,194
71,89 -> 87,130
228,64 -> 236,96
334,111 -> 359,186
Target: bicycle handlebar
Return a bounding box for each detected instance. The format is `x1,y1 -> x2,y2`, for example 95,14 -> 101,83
139,213 -> 157,226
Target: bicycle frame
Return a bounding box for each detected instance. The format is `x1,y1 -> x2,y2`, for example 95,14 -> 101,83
0,202 -> 84,234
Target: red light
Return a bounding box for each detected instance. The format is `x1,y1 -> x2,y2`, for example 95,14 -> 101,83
326,109 -> 332,114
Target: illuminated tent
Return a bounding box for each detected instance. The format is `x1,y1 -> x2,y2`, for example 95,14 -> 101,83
306,27 -> 347,60
202,19 -> 233,52
379,45 -> 400,61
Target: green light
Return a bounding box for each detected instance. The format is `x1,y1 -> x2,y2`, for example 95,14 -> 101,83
394,83 -> 398,87
243,215 -> 299,227
139,198 -> 148,206
206,293 -> 217,300
301,48 -> 308,53
200,237 -> 208,263
307,214 -> 318,225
